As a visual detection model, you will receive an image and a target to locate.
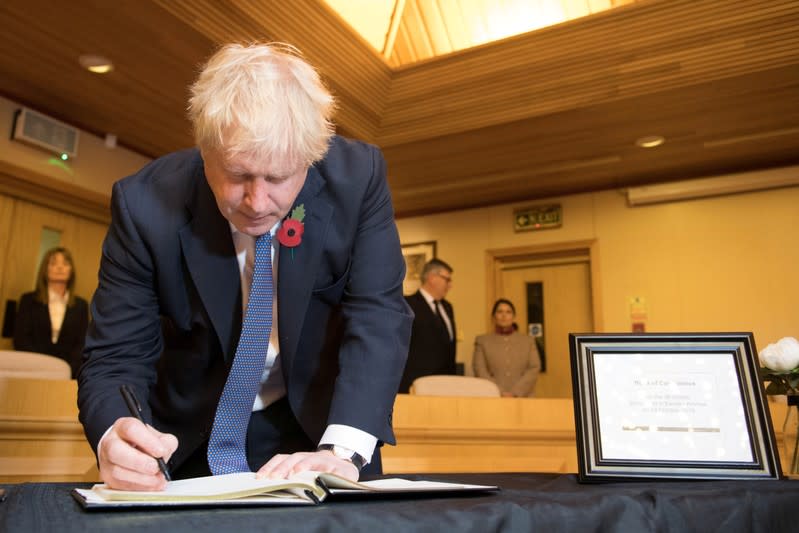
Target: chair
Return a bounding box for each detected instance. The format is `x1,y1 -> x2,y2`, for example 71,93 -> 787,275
0,350 -> 71,380
409,375 -> 501,397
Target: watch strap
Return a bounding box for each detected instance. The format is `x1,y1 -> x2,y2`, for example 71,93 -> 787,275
316,444 -> 366,471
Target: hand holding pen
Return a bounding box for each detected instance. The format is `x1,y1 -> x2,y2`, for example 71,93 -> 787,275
119,384 -> 173,481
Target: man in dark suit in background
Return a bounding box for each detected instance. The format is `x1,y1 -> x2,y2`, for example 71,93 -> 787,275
399,259 -> 457,392
77,42 -> 412,490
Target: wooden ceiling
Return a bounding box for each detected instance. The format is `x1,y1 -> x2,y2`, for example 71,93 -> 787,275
323,0 -> 640,66
388,0 -> 640,67
1,0 -> 797,217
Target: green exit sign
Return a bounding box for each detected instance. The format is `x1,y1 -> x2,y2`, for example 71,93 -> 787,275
514,204 -> 562,231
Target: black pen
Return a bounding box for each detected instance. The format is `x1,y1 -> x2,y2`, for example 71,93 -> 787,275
119,384 -> 172,481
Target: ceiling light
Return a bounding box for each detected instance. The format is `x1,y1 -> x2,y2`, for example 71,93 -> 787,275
79,54 -> 114,74
635,135 -> 665,148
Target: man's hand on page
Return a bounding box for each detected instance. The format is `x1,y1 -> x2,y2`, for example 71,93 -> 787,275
98,417 -> 178,490
257,450 -> 359,481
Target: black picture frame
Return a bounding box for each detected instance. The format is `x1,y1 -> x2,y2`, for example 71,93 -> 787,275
569,332 -> 781,482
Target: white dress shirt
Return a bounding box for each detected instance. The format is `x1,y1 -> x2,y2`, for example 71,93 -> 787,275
47,289 -> 69,343
419,287 -> 453,340
232,223 -> 376,463
231,224 -> 285,410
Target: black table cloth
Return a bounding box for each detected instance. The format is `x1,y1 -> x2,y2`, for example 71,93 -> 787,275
1,473 -> 797,532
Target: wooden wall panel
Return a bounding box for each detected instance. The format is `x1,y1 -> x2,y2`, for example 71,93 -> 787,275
2,202 -> 76,295
0,195 -> 15,349
0,163 -> 109,351
0,194 -> 14,285
71,218 -> 109,302
0,201 -> 106,351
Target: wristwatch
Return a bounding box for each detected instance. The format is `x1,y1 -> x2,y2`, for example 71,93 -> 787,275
317,444 -> 367,471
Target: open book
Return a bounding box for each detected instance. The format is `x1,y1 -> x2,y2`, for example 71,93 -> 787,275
72,471 -> 499,509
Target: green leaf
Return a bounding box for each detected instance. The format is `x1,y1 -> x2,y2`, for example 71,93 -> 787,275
291,204 -> 305,222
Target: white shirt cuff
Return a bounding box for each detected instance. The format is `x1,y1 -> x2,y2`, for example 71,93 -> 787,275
318,424 -> 377,465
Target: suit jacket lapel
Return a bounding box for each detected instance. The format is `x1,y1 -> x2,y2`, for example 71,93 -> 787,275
278,166 -> 332,376
179,169 -> 241,363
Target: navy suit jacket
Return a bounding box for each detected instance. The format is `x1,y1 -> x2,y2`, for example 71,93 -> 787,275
78,137 -> 413,470
13,291 -> 89,378
398,290 -> 456,393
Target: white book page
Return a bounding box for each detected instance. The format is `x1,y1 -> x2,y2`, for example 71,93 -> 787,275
319,474 -> 497,492
91,471 -> 321,501
80,471 -> 497,503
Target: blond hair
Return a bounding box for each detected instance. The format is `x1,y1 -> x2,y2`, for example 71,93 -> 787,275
188,42 -> 336,166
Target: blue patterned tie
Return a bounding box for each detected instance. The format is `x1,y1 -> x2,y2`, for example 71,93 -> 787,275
207,232 -> 273,474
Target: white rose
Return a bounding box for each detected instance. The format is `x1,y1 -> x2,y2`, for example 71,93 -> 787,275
759,336 -> 799,372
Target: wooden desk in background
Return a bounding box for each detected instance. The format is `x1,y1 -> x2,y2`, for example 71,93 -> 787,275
0,378 -> 97,483
384,394 -> 579,474
383,393 -> 791,475
0,379 -> 791,482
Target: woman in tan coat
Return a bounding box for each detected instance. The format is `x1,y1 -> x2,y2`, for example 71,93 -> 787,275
473,299 -> 541,397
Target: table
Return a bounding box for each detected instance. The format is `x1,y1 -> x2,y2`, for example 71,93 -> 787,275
1,473 -> 797,532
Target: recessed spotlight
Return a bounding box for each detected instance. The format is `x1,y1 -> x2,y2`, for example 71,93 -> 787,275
79,54 -> 114,74
635,135 -> 665,148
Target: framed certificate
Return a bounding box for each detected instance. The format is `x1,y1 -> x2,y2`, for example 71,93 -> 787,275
569,333 -> 781,482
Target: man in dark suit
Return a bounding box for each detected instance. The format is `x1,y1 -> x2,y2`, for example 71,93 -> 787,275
77,43 -> 412,491
399,259 -> 456,393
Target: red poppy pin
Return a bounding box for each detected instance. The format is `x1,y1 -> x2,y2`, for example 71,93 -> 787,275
277,204 -> 305,256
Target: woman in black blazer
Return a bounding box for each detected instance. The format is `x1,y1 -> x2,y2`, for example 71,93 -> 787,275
13,247 -> 89,378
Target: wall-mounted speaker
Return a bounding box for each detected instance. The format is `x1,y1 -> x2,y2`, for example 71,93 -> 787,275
11,107 -> 80,158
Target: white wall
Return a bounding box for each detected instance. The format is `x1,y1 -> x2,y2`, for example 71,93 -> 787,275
395,178 -> 799,369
